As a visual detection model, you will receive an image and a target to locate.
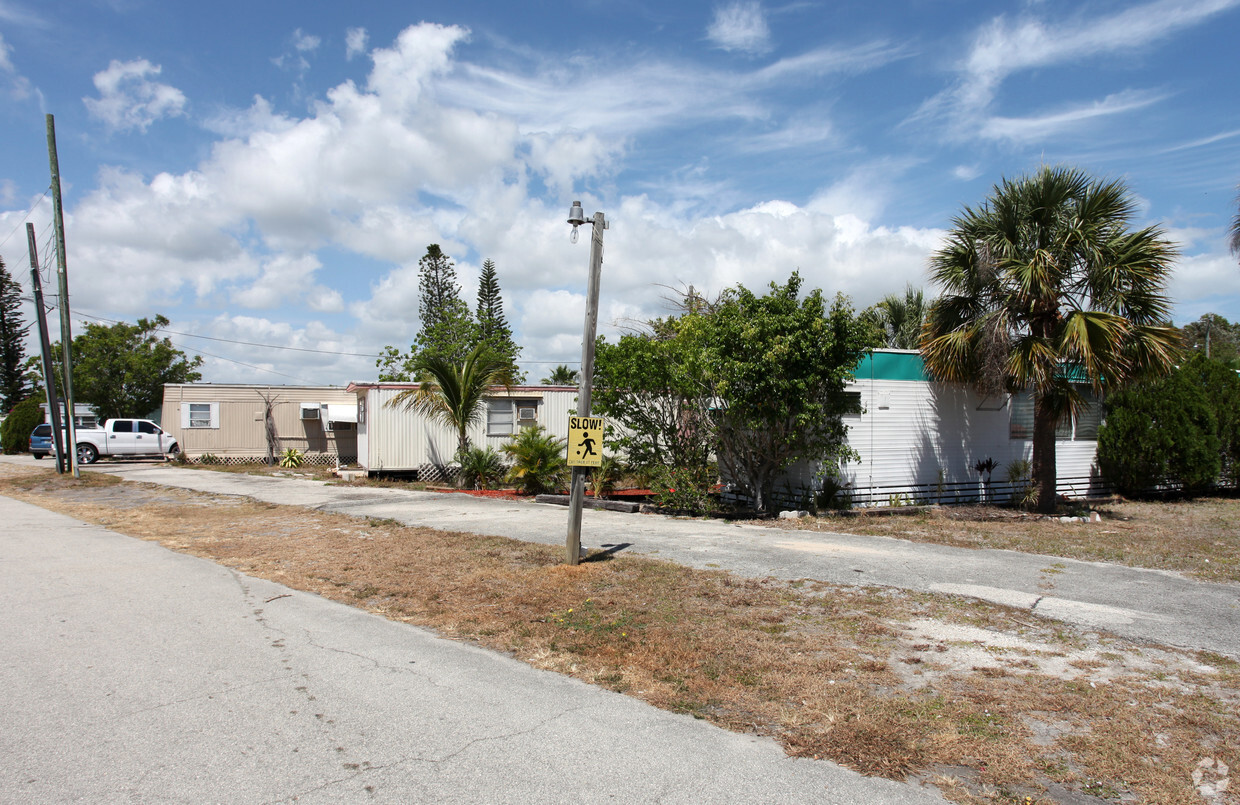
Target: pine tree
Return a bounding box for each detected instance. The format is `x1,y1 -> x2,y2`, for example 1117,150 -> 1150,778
475,259 -> 524,382
414,245 -> 476,365
0,256 -> 30,412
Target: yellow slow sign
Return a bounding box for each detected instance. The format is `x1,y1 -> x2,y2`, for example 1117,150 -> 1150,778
567,416 -> 604,467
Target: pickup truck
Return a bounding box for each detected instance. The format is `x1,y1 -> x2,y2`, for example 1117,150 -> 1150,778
68,419 -> 181,464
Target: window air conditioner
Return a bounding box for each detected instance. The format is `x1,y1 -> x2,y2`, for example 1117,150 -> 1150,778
517,407 -> 537,422
300,404 -> 321,420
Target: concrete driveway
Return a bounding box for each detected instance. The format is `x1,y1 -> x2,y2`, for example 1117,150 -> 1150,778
0,493 -> 944,804
72,460 -> 1240,659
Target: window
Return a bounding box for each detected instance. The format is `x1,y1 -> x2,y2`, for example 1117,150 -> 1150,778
75,415 -> 98,429
841,391 -> 863,417
183,402 -> 219,429
487,399 -> 515,436
1009,389 -> 1099,441
137,421 -> 161,435
111,420 -> 135,433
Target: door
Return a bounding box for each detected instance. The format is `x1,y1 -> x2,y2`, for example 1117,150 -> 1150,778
135,420 -> 166,454
107,420 -> 140,454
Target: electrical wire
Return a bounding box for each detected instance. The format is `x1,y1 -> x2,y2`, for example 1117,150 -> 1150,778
0,187 -> 52,252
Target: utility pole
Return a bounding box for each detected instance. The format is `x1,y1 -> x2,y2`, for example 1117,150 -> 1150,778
565,202 -> 606,565
47,114 -> 79,478
26,224 -> 66,474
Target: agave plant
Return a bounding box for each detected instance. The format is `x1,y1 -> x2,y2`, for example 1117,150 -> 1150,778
502,425 -> 568,495
279,448 -> 304,468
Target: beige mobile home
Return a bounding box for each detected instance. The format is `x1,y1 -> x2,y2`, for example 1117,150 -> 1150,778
161,384 -> 359,464
348,383 -> 578,478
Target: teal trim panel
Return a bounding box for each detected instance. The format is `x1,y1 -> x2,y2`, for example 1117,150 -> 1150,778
852,351 -> 929,382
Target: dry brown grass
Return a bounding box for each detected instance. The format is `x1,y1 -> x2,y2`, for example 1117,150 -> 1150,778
2,465 -> 1237,805
779,499 -> 1240,583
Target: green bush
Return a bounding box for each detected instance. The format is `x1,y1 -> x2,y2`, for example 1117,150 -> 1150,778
457,446 -> 507,490
589,455 -> 625,499
1097,364 -> 1222,497
1179,353 -> 1240,485
1,396 -> 43,454
650,463 -> 717,515
279,448 -> 305,468
502,425 -> 568,495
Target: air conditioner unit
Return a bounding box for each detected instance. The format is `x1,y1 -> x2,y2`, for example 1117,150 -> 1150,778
300,404 -> 321,420
517,407 -> 537,422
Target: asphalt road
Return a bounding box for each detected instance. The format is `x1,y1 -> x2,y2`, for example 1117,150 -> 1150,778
0,493 -> 945,804
77,460 -> 1240,659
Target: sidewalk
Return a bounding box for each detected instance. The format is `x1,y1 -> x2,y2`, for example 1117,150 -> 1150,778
81,461 -> 1240,659
0,494 -> 944,804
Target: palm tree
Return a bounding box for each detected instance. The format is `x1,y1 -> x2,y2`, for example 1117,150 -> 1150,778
863,285 -> 928,350
386,345 -> 511,458
1230,185 -> 1240,261
541,364 -> 579,386
922,166 -> 1179,513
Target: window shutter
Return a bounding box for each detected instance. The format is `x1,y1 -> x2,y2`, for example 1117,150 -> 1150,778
181,403 -> 191,429
209,403 -> 220,429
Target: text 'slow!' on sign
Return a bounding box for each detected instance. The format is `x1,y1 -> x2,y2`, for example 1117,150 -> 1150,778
567,416 -> 605,467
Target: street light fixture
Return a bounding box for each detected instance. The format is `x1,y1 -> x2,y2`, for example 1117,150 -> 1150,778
565,200 -> 606,565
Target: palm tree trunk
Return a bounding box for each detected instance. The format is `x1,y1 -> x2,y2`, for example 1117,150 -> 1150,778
1031,394 -> 1058,514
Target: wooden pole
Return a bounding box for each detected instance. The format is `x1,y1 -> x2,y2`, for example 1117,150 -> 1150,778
26,223 -> 66,474
47,114 -> 79,478
566,211 -> 606,565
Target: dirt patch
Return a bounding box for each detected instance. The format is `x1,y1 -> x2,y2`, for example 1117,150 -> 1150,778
2,465 -> 1237,805
774,499 -> 1240,583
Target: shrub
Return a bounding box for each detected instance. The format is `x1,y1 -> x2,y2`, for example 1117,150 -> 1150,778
457,446 -> 507,490
650,463 -> 717,515
279,448 -> 304,468
502,425 -> 568,495
589,455 -> 625,499
1003,458 -> 1036,510
1,397 -> 43,454
1097,366 -> 1221,497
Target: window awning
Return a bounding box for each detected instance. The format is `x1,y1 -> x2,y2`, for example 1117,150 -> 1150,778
324,404 -> 358,423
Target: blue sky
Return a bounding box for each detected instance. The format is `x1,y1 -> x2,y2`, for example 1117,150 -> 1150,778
2,0 -> 1238,385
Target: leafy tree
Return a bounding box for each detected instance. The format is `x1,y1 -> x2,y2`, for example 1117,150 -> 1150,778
696,273 -> 869,512
385,344 -> 510,460
0,395 -> 42,454
860,285 -> 928,350
1097,361 -> 1223,496
415,244 -> 475,365
1230,185 -> 1240,261
475,259 -> 523,382
1179,313 -> 1239,367
502,424 -> 568,495
595,272 -> 870,513
541,365 -> 579,385
0,256 -> 30,412
922,166 -> 1179,513
37,315 -> 203,421
594,324 -> 715,474
1180,352 -> 1240,484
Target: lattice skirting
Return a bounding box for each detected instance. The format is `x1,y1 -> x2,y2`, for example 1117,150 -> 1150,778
186,454 -> 357,467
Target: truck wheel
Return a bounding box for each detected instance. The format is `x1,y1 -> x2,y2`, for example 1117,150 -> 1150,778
32,453 -> 43,460
77,443 -> 99,465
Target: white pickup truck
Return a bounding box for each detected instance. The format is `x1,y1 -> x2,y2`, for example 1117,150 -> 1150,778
69,419 -> 181,464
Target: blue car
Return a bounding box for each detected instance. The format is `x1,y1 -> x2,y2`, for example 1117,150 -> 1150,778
29,423 -> 54,459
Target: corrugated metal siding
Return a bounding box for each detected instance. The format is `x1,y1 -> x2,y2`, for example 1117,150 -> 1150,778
768,377 -> 1102,508
161,384 -> 358,459
359,385 -> 579,472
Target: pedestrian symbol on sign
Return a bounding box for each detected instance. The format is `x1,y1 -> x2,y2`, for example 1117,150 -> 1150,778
567,416 -> 605,467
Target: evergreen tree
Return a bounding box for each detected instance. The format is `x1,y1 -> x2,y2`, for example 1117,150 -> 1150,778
414,245 -> 475,365
475,259 -> 523,382
0,256 -> 30,412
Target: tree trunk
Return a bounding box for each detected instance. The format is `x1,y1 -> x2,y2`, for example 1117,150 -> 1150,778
1031,393 -> 1058,514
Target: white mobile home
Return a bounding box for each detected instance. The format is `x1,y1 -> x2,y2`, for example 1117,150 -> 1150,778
348,383 -> 578,478
772,350 -> 1107,508
161,384 -> 360,464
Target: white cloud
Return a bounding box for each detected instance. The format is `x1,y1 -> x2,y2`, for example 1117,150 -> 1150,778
978,89 -> 1167,143
83,59 -> 187,132
707,1 -> 772,54
916,0 -> 1239,141
53,22 -> 947,383
345,27 -> 368,60
292,28 -> 320,52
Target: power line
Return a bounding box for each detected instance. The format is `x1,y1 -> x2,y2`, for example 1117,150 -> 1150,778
0,187 -> 52,251
174,343 -> 319,384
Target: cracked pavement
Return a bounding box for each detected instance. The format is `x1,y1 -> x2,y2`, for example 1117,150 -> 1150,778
83,462 -> 1240,658
0,492 -> 944,804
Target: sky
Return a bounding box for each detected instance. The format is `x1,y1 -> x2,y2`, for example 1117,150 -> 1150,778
1,0 -> 1238,387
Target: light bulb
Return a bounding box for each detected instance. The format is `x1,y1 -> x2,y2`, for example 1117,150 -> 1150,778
570,226 -> 579,244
